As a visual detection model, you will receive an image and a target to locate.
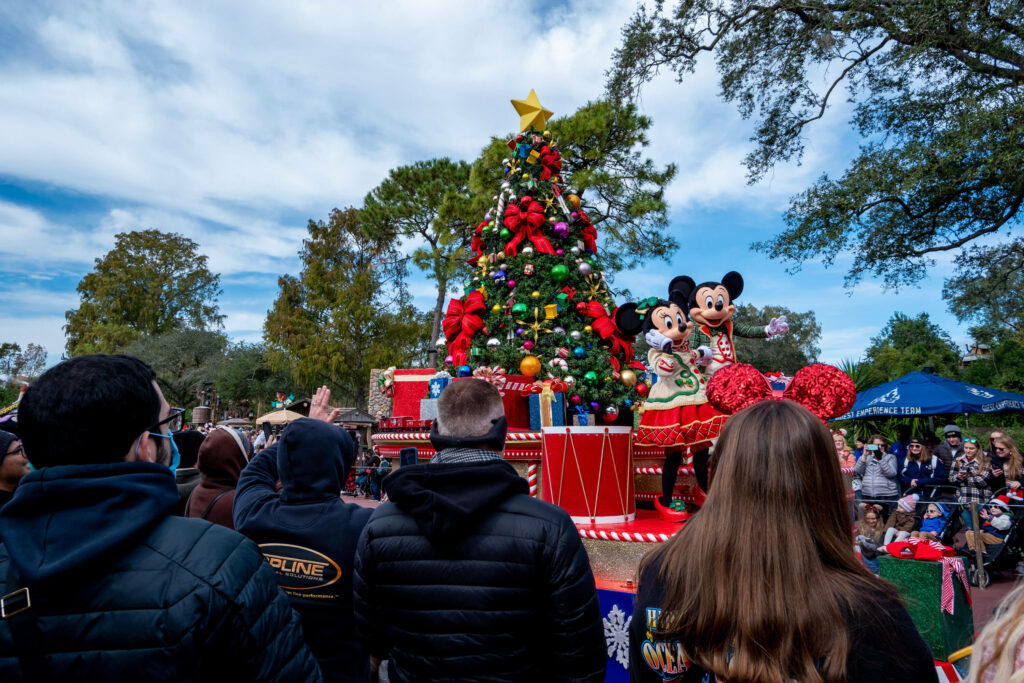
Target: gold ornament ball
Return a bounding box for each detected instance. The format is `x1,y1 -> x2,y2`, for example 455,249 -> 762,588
522,173 -> 530,180
547,216 -> 557,225
543,130 -> 551,139
488,221 -> 494,227
584,325 -> 593,334
531,290 -> 540,299
520,355 -> 542,377
568,194 -> 581,209
620,369 -> 638,387
478,256 -> 489,267
491,304 -> 502,314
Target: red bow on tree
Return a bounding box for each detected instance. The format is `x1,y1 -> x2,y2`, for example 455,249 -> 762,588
538,146 -> 562,181
583,301 -> 639,372
503,200 -> 554,257
468,221 -> 487,266
577,210 -> 598,253
706,363 -> 856,421
442,290 -> 486,366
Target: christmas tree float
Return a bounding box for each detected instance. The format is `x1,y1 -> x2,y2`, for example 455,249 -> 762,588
440,90 -> 647,423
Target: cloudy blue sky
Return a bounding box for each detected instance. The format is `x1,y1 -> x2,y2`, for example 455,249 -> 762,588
0,1 -> 973,366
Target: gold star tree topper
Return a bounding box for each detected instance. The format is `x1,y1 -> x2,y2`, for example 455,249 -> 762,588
511,89 -> 554,132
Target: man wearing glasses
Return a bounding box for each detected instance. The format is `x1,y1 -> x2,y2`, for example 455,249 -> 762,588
0,431 -> 29,508
0,354 -> 321,681
932,423 -> 964,472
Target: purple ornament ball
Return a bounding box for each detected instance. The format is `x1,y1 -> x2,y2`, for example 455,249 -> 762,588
556,249 -> 564,256
507,279 -> 517,289
515,327 -> 526,336
553,221 -> 569,238
590,401 -> 601,412
444,355 -> 454,364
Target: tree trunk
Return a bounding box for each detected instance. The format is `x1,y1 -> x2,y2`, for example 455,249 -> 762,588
431,276 -> 447,349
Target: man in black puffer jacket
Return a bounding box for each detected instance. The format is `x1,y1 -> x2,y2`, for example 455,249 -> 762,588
234,416 -> 373,682
0,355 -> 321,682
353,379 -> 605,683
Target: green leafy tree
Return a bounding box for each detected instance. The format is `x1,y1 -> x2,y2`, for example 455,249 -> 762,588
0,343 -> 47,380
470,99 -> 678,275
124,329 -> 227,408
361,159 -> 476,346
837,358 -> 884,394
264,208 -> 430,409
865,312 -> 960,381
944,238 -> 1024,343
216,342 -> 294,409
733,304 -> 820,375
608,1 -> 1024,288
65,229 -> 224,355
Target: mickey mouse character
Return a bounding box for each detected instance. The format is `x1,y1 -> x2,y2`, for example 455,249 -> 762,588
615,289 -> 724,522
672,272 -> 789,378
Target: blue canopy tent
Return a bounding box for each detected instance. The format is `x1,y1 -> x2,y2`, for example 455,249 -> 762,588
835,371 -> 1024,420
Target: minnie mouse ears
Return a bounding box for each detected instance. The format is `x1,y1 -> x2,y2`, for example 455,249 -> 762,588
706,363 -> 857,421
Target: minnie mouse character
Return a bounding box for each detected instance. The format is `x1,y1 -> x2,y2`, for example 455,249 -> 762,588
615,288 -> 724,522
673,272 -> 789,377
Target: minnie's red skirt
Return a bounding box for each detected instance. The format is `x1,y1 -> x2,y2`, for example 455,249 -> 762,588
635,402 -> 726,449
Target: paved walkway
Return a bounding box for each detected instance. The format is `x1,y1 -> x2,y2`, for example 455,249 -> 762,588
972,569 -> 1022,632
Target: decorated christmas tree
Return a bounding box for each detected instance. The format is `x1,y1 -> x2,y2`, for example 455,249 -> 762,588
440,90 -> 648,423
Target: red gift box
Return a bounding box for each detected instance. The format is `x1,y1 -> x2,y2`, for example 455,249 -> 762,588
392,368 -> 435,418
451,373 -> 533,430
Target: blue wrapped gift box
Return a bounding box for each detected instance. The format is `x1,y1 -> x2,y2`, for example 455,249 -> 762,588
427,377 -> 450,399
528,392 -> 566,430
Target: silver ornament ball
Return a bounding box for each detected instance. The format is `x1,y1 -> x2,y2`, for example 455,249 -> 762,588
486,338 -> 501,349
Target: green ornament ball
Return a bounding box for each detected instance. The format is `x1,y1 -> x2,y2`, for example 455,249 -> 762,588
511,303 -> 529,316
551,264 -> 569,283
500,228 -> 512,240
583,371 -> 599,384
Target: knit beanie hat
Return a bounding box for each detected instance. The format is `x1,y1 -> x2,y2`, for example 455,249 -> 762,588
943,424 -> 961,437
0,430 -> 17,464
897,493 -> 920,513
927,503 -> 947,518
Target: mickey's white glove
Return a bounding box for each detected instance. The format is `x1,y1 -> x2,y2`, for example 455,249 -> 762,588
766,315 -> 789,337
645,329 -> 673,353
695,345 -> 714,366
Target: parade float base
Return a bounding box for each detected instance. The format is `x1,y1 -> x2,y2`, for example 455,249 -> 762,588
579,509 -> 683,583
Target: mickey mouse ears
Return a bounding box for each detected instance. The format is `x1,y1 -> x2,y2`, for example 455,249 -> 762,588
706,363 -> 857,421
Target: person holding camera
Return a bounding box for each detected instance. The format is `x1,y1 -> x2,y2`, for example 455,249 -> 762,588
853,435 -> 900,518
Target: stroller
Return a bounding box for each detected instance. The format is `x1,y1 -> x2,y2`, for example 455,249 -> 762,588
956,488 -> 1024,588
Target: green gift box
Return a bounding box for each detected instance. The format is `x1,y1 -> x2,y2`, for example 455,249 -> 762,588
878,555 -> 973,661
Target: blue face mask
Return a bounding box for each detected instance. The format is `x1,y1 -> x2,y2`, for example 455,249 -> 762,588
138,431 -> 181,474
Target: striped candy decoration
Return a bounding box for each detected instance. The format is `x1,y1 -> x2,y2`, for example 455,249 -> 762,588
578,528 -> 676,543
527,464 -> 537,497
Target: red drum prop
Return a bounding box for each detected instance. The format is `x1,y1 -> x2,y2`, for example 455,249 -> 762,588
542,426 -> 634,525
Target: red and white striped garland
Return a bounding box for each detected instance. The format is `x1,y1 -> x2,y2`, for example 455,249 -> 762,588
634,466 -> 695,475
578,528 -> 677,543
373,431 -> 542,442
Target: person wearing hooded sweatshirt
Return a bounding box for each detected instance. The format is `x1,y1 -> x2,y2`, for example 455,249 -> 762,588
0,430 -> 30,507
185,426 -> 251,528
353,378 -> 606,683
0,354 -> 320,681
171,429 -> 205,516
234,417 -> 372,683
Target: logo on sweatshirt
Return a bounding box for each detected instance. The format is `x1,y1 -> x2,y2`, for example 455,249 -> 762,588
640,607 -> 693,681
259,543 -> 341,594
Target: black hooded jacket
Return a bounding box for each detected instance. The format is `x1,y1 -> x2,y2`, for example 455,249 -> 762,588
0,461 -> 320,681
353,457 -> 606,683
234,418 -> 373,683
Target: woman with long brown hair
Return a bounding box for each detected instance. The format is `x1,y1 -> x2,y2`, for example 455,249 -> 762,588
628,401 -> 936,683
989,433 -> 1023,494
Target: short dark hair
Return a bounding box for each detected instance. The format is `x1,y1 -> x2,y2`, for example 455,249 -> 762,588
172,430 -> 206,469
437,379 -> 504,438
20,354 -> 161,468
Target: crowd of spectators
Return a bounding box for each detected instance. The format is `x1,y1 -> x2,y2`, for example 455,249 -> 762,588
0,354 -> 1022,681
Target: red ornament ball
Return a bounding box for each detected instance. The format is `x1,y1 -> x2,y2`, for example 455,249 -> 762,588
575,302 -> 588,314
636,383 -> 650,397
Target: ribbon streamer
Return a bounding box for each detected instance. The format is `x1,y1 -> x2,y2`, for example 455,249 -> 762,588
442,291 -> 487,367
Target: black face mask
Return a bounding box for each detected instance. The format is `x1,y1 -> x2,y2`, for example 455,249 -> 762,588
429,416 -> 508,452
